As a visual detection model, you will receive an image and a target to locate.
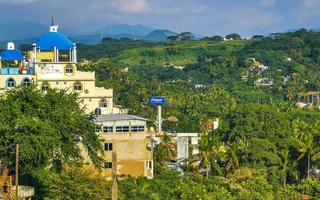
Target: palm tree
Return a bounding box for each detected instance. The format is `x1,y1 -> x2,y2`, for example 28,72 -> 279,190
154,133 -> 176,167
225,142 -> 242,175
297,132 -> 319,180
293,120 -> 320,180
210,140 -> 226,176
199,134 -> 212,178
281,148 -> 289,187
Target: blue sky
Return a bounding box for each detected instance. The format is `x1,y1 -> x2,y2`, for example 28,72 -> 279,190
0,0 -> 319,36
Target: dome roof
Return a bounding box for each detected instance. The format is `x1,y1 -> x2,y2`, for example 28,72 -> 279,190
1,49 -> 23,61
36,32 -> 74,51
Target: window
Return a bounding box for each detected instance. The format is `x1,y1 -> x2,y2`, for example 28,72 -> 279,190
21,78 -> 31,86
131,126 -> 145,132
146,161 -> 153,170
103,126 -> 113,133
99,98 -> 108,108
116,126 -> 129,133
73,82 -> 82,91
104,162 -> 112,169
65,66 -> 74,75
6,78 -> 16,88
104,143 -> 113,151
41,83 -> 50,91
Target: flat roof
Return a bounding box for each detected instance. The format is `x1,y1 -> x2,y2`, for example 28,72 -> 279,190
95,114 -> 149,122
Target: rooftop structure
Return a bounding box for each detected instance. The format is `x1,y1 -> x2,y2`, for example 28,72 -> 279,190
0,19 -> 153,180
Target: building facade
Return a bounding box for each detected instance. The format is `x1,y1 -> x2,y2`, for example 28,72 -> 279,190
0,20 -> 153,179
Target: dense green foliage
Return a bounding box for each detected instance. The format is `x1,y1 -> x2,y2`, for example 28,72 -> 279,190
36,167 -> 111,200
1,29 -> 320,199
76,29 -> 320,199
0,86 -> 103,171
0,86 -> 104,199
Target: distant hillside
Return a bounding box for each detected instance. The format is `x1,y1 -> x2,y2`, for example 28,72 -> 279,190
143,29 -> 177,42
0,20 -> 48,41
94,24 -> 154,36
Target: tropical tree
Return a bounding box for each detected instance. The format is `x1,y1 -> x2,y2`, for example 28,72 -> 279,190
293,120 -> 320,180
37,167 -> 111,200
154,133 -> 176,168
225,142 -> 242,175
209,140 -> 225,176
0,86 -> 103,172
199,134 -> 212,178
280,148 -> 290,187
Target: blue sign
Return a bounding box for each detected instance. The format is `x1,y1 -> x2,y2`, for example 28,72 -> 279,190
149,96 -> 166,105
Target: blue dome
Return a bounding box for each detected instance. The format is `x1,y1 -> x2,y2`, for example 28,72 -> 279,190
1,49 -> 23,61
36,32 -> 74,51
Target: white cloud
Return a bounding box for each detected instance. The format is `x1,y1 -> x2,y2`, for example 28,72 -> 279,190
151,4 -> 207,14
90,0 -> 149,14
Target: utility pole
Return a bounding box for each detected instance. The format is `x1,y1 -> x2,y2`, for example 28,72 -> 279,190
112,152 -> 117,200
157,105 -> 162,132
15,144 -> 19,200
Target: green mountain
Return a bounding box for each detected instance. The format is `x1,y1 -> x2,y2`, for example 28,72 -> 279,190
94,24 -> 154,36
143,29 -> 177,41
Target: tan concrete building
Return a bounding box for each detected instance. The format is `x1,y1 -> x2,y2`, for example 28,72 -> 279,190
95,114 -> 153,178
0,20 -> 153,179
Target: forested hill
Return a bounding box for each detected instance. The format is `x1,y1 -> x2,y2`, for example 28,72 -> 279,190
79,29 -> 320,131
79,30 -> 320,195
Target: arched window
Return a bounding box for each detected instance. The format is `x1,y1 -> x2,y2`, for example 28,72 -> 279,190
41,82 -> 50,91
21,78 -> 31,86
99,98 -> 108,108
6,78 -> 16,88
73,82 -> 82,92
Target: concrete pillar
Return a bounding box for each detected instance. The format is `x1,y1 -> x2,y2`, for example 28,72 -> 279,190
56,49 -> 59,62
54,46 -> 57,62
32,43 -> 38,63
73,44 -> 77,63
69,48 -> 72,62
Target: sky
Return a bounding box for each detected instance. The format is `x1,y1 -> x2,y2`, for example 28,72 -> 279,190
0,0 -> 320,37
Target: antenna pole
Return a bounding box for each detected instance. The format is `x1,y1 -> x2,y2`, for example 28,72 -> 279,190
15,144 -> 19,200
112,152 -> 118,200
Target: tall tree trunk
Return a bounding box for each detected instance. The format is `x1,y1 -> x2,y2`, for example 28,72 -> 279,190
283,170 -> 287,187
307,152 -> 311,180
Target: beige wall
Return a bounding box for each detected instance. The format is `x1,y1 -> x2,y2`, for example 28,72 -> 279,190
0,74 -> 35,88
0,62 -> 119,115
98,119 -> 153,179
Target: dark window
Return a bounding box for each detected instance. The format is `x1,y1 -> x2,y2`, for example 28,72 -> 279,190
103,126 -> 113,133
22,78 -> 31,86
116,126 -> 129,133
104,143 -> 113,151
66,67 -> 74,74
74,82 -> 82,91
99,99 -> 108,107
41,83 -> 49,91
146,161 -> 153,169
104,162 -> 112,169
6,78 -> 16,88
131,126 -> 145,132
